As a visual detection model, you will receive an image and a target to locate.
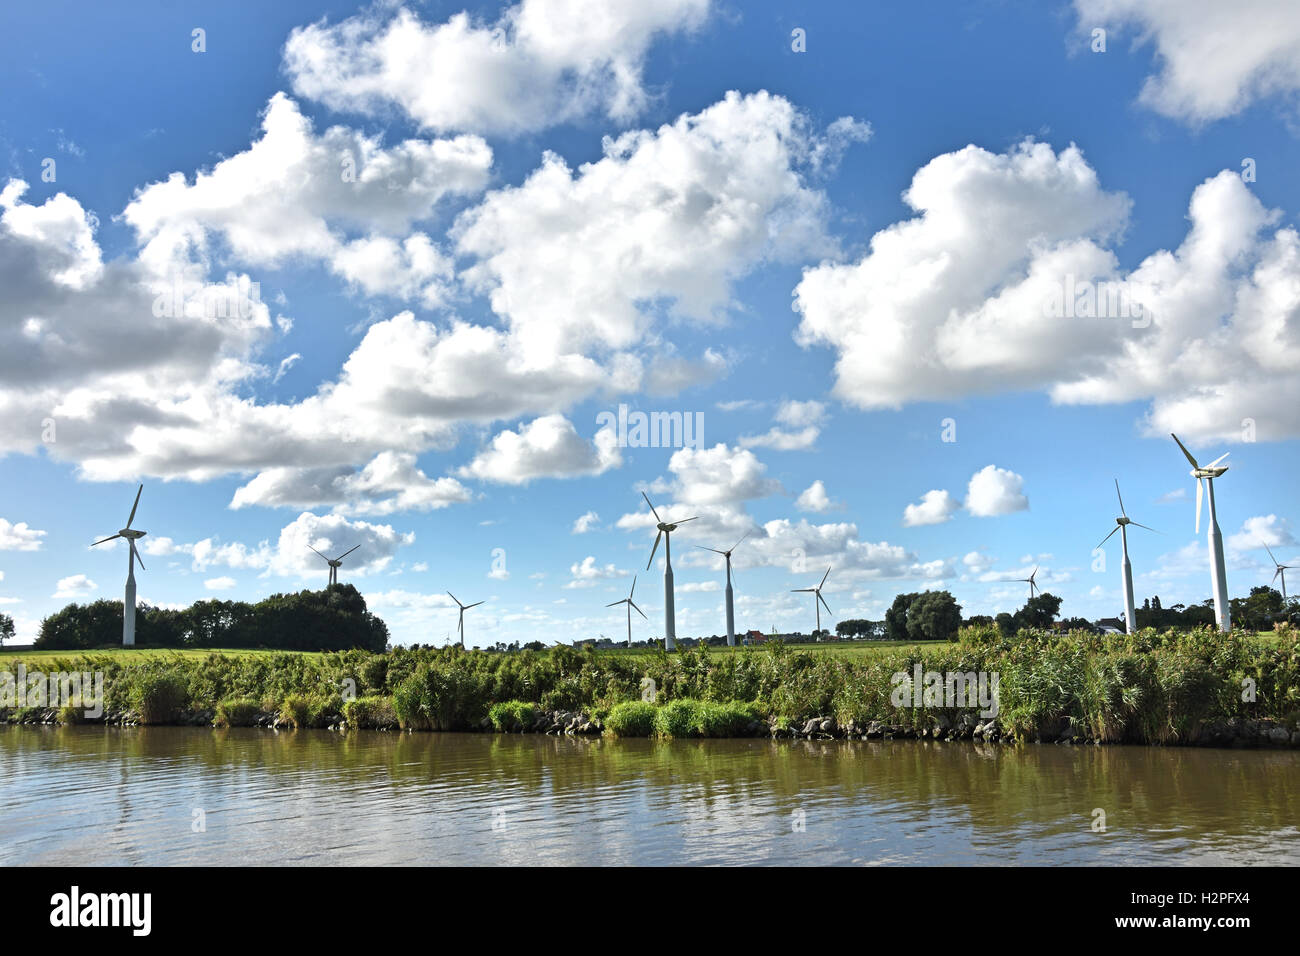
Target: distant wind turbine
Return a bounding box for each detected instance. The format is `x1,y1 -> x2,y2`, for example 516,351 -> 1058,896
447,591 -> 483,647
1172,433 -> 1232,632
1097,479 -> 1157,634
606,574 -> 648,647
1018,566 -> 1040,602
91,484 -> 148,647
642,491 -> 697,651
1262,541 -> 1294,604
697,532 -> 749,647
309,544 -> 360,587
792,566 -> 833,638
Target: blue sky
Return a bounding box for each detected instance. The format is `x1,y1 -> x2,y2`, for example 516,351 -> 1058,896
2,0 -> 1299,646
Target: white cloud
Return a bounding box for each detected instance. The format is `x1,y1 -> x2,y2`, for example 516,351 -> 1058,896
903,489 -> 960,526
572,510 -> 601,534
796,480 -> 836,513
965,465 -> 1029,517
0,518 -> 46,551
565,555 -> 628,588
53,574 -> 96,599
963,551 -> 996,575
283,0 -> 712,135
1227,514 -> 1296,556
658,444 -> 782,508
794,140 -> 1300,443
458,415 -> 622,485
739,426 -> 820,451
204,576 -> 237,591
1074,0 -> 1300,124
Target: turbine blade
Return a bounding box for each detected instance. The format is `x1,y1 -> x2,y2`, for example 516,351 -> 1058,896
131,540 -> 145,572
1273,568 -> 1282,585
791,588 -> 815,593
1171,433 -> 1199,469
675,516 -> 699,524
630,601 -> 648,620
696,546 -> 726,554
630,574 -> 637,599
1207,451 -> 1230,468
1195,477 -> 1204,535
447,591 -> 462,607
92,534 -> 121,546
641,491 -> 662,523
1263,541 -> 1279,565
1114,479 -> 1126,517
466,601 -> 484,609
605,599 -> 625,608
646,530 -> 662,570
338,544 -> 361,560
818,592 -> 833,615
820,566 -> 832,589
1097,526 -> 1120,549
1130,521 -> 1159,533
126,484 -> 142,529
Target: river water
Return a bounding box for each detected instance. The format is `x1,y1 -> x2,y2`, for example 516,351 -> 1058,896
3,726 -> 1297,865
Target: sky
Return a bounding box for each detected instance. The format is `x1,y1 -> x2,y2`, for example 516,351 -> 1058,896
1,0 -> 1299,647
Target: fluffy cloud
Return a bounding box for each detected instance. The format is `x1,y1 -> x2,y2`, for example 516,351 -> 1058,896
965,465 -> 1030,517
283,0 -> 712,135
565,555 -> 628,588
796,480 -> 836,513
656,444 -> 782,508
1075,0 -> 1300,123
572,510 -> 601,534
53,574 -> 96,599
903,489 -> 960,526
458,415 -> 622,485
0,518 -> 46,551
1227,514 -> 1295,556
204,576 -> 237,591
794,140 -> 1300,442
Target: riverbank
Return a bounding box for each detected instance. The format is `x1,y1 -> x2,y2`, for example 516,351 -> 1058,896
2,625 -> 1297,748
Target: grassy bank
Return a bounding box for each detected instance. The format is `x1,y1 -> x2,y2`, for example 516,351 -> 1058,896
2,626 -> 1297,746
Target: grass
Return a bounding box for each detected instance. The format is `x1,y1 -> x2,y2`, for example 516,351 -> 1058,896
0,647 -> 322,663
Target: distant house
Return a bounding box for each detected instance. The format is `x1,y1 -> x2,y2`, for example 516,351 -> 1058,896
1095,617 -> 1125,634
743,629 -> 765,645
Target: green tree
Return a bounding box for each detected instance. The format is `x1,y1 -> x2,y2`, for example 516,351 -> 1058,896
1016,592 -> 1063,630
905,590 -> 963,642
0,612 -> 13,647
885,592 -> 920,641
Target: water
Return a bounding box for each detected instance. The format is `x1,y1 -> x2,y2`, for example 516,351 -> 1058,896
3,726 -> 1297,865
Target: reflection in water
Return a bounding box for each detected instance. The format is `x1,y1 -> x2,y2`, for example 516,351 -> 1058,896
2,726 -> 1297,865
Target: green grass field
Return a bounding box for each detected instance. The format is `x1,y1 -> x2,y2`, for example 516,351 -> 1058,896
0,647 -> 324,663
595,639 -> 951,658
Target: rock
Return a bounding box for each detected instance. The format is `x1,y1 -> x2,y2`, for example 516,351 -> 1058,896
1268,726 -> 1290,745
820,718 -> 836,734
802,718 -> 821,736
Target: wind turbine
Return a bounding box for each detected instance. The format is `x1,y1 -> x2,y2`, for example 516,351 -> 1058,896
606,574 -> 647,647
91,484 -> 147,646
1262,541 -> 1294,605
792,566 -> 833,638
697,532 -> 750,647
1172,433 -> 1232,632
642,492 -> 697,651
1018,566 -> 1040,602
309,544 -> 360,587
1097,479 -> 1157,634
447,592 -> 483,647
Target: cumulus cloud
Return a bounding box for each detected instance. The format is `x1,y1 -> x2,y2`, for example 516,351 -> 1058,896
283,0 -> 712,135
0,518 -> 46,551
53,574 -> 96,599
572,510 -> 600,534
796,480 -> 836,513
564,555 -> 628,588
794,140 -> 1300,443
739,399 -> 827,451
1227,514 -> 1296,556
965,465 -> 1030,517
1074,0 -> 1300,124
204,576 -> 237,591
903,489 -> 960,526
458,415 -> 622,485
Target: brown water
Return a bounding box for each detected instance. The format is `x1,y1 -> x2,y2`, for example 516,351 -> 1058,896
2,726 -> 1297,865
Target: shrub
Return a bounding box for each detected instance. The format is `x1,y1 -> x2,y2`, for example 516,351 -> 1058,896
654,699 -> 701,738
129,672 -> 189,724
488,700 -> 538,732
344,695 -> 398,729
605,700 -> 657,737
57,704 -> 84,725
215,697 -> 260,727
279,694 -> 312,729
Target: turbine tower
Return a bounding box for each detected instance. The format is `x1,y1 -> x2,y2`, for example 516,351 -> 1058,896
1262,541 -> 1294,605
447,592 -> 483,647
792,566 -> 833,638
1097,479 -> 1157,635
92,484 -> 148,647
697,532 -> 749,647
606,574 -> 647,647
1018,566 -> 1040,602
642,492 -> 697,651
309,544 -> 360,587
1172,434 -> 1232,632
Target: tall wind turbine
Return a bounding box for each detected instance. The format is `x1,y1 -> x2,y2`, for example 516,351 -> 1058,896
1018,566 -> 1040,602
92,484 -> 148,646
309,544 -> 360,587
1262,542 -> 1294,605
697,532 -> 749,647
642,492 -> 697,651
1097,479 -> 1157,634
1172,433 -> 1232,632
606,574 -> 647,647
792,566 -> 833,638
447,592 -> 483,648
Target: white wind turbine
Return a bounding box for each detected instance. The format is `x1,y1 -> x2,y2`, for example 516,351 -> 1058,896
447,592 -> 483,647
1172,433 -> 1232,632
309,544 -> 360,587
1017,566 -> 1040,602
1262,541 -> 1294,605
91,484 -> 148,647
642,491 -> 698,651
1096,479 -> 1157,635
697,532 -> 750,647
792,566 -> 833,638
606,574 -> 648,647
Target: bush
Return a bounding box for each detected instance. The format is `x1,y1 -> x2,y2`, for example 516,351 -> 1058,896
344,695 -> 398,729
215,697 -> 261,727
605,700 -> 657,737
488,700 -> 538,732
129,672 -> 189,724
279,694 -> 312,729
57,704 -> 84,725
